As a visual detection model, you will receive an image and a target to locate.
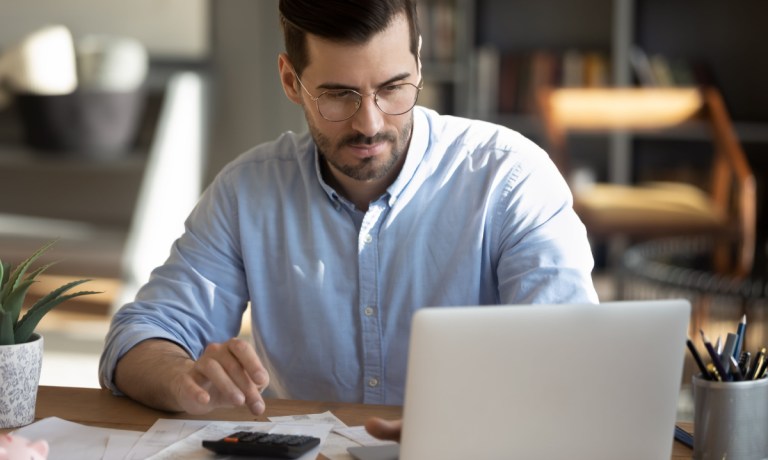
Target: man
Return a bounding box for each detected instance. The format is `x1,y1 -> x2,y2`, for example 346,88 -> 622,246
99,0 -> 598,424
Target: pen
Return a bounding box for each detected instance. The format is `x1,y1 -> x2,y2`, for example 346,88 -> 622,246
687,338 -> 710,380
706,363 -> 722,382
720,333 -> 738,378
700,330 -> 729,381
674,425 -> 694,449
747,348 -> 766,380
755,348 -> 768,380
738,351 -> 751,377
734,314 -> 747,359
729,355 -> 744,381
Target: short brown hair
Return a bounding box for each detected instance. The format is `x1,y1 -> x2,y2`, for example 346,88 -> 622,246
279,0 -> 420,76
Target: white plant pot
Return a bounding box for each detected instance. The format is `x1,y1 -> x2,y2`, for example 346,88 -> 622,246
0,333 -> 44,428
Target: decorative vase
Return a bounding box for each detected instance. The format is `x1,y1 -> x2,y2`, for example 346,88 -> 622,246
0,333 -> 44,428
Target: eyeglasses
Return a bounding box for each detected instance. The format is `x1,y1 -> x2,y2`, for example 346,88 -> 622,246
293,71 -> 422,122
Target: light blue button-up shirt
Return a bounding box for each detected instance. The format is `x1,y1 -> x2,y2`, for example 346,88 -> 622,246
100,107 -> 598,405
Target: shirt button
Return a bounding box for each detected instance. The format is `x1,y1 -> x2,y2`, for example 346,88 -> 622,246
363,234 -> 373,244
364,306 -> 375,316
368,378 -> 379,388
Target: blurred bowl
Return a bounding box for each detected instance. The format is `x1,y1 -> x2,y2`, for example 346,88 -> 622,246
16,88 -> 145,158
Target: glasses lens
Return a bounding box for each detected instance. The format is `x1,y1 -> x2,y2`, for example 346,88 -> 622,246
317,90 -> 362,122
375,83 -> 420,115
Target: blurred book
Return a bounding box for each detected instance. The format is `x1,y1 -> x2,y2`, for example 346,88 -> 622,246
649,54 -> 674,86
419,81 -> 452,114
561,49 -> 584,87
629,46 -> 657,86
474,45 -> 500,118
477,48 -> 609,115
583,52 -> 609,87
418,0 -> 456,63
631,46 -> 711,88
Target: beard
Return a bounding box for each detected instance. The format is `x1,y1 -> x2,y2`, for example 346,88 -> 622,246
307,112 -> 414,182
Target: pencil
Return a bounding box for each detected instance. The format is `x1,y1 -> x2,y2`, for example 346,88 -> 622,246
700,330 -> 730,381
734,314 -> 747,359
750,348 -> 767,380
686,338 -> 710,379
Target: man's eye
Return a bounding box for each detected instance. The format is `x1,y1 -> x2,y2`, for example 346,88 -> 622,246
379,85 -> 403,95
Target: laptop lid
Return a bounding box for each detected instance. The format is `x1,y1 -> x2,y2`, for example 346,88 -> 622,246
395,299 -> 690,460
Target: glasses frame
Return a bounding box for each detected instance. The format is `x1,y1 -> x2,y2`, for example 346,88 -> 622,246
292,69 -> 423,122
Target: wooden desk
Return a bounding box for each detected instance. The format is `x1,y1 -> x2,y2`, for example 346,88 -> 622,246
7,386 -> 693,459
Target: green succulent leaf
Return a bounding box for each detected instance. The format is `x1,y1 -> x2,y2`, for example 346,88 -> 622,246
0,240 -> 100,344
26,278 -> 93,313
0,261 -> 10,293
4,278 -> 36,326
14,289 -> 102,344
1,240 -> 56,301
24,262 -> 56,283
0,309 -> 13,346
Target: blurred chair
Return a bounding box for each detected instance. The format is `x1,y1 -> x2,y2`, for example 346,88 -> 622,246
537,86 -> 756,280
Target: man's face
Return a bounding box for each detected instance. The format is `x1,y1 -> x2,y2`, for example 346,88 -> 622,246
292,14 -> 419,183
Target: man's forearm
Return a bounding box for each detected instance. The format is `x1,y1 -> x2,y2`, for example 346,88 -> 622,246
113,339 -> 196,412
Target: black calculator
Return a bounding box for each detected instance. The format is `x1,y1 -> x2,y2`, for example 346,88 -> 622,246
202,430 -> 321,458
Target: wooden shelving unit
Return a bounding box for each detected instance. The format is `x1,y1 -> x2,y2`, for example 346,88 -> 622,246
430,0 -> 768,275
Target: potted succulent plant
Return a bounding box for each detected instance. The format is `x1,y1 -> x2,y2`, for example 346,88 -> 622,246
0,241 -> 100,428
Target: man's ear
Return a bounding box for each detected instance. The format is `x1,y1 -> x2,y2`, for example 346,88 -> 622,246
417,35 -> 423,75
278,53 -> 302,105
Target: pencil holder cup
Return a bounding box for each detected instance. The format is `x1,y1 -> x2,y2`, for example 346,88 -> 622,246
692,374 -> 768,460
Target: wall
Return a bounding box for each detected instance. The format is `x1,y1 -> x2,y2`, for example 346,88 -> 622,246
0,0 -> 209,60
207,0 -> 306,184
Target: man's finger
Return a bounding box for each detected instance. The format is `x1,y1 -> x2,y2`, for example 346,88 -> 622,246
174,373 -> 215,415
192,339 -> 269,415
227,338 -> 270,388
364,417 -> 403,442
195,356 -> 246,405
223,339 -> 269,415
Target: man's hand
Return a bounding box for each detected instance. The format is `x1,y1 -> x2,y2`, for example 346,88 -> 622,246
114,338 -> 270,415
364,417 -> 402,442
174,338 -> 270,415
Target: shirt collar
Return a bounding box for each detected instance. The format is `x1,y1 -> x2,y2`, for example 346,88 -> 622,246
385,106 -> 428,205
313,145 -> 343,208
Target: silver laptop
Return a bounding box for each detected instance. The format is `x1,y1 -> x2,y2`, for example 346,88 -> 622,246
350,299 -> 690,460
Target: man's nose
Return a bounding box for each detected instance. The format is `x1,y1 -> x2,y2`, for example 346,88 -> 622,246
350,94 -> 385,137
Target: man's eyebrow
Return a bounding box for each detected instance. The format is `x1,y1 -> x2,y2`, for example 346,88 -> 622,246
317,72 -> 412,91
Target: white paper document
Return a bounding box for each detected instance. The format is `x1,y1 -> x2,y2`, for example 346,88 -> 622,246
124,418 -> 211,459
12,412 -> 393,460
268,410 -> 348,429
146,420 -> 333,460
13,416 -> 143,460
104,431 -> 145,460
267,412 -> 396,460
269,411 -> 357,459
334,426 -> 397,447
